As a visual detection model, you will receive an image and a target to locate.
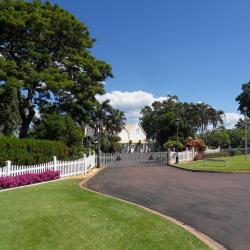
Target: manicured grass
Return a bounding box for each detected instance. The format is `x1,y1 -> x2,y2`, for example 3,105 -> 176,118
179,154 -> 250,172
0,180 -> 209,250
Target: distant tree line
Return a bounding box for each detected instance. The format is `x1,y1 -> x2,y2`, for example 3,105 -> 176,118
140,95 -> 224,149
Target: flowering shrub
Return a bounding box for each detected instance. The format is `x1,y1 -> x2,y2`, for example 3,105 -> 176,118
194,154 -> 204,161
185,137 -> 206,153
0,171 -> 60,190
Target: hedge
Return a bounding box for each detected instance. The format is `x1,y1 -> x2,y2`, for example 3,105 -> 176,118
0,137 -> 70,166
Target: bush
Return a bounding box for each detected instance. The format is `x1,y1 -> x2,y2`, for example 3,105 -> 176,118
194,153 -> 204,161
0,137 -> 70,166
0,171 -> 60,190
163,140 -> 184,151
229,150 -> 243,156
185,137 -> 206,152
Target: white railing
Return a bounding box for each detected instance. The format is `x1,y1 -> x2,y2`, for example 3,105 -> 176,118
205,147 -> 221,154
0,153 -> 96,178
169,149 -> 195,164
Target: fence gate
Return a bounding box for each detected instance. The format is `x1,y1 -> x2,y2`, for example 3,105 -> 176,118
101,152 -> 168,168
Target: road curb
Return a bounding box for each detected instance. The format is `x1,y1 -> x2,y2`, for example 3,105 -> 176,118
168,163 -> 250,174
80,174 -> 227,250
79,167 -> 104,186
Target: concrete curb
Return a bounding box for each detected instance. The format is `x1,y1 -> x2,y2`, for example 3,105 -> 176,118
79,167 -> 104,186
169,163 -> 250,174
81,173 -> 227,250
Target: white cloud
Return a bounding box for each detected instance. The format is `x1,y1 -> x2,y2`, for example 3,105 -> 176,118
96,90 -> 168,122
96,91 -> 242,128
223,112 -> 243,129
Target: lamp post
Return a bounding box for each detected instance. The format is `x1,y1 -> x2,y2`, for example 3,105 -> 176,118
243,106 -> 248,161
96,118 -> 102,168
176,118 -> 180,164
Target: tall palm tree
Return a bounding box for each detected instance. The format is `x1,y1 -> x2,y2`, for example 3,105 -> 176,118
107,109 -> 126,135
95,100 -> 112,131
195,103 -> 224,133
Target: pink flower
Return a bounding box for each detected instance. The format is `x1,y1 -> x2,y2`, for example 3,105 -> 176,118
0,171 -> 60,190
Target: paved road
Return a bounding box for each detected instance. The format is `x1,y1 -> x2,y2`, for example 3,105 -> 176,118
86,166 -> 250,250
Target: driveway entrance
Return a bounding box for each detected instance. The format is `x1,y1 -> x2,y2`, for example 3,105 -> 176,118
86,166 -> 250,250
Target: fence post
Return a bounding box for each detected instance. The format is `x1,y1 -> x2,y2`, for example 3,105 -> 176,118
83,154 -> 86,174
192,148 -> 195,160
53,156 -> 57,171
186,148 -> 189,162
6,160 -> 11,176
167,148 -> 170,165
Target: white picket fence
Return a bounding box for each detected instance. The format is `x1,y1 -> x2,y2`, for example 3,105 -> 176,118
0,153 -> 96,178
169,149 -> 195,164
1,147 -> 215,177
205,147 -> 221,154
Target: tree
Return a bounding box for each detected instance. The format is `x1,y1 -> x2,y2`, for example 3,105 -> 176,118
91,99 -> 125,153
100,133 -> 122,153
0,86 -> 20,136
235,118 -> 245,129
203,130 -> 230,148
0,0 -> 112,138
156,112 -> 192,146
106,109 -> 126,135
227,129 -> 244,148
234,118 -> 250,130
163,140 -> 184,151
183,102 -> 224,134
140,96 -> 223,146
236,81 -> 250,117
32,113 -> 83,148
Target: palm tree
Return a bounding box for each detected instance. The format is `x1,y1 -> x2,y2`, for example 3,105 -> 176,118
95,100 -> 112,131
191,103 -> 224,134
106,108 -> 126,135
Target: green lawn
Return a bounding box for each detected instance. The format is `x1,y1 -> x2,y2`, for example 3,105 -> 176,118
179,154 -> 250,172
0,179 -> 209,250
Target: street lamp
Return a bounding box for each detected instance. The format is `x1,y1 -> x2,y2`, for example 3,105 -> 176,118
96,118 -> 102,168
176,118 -> 180,164
243,106 -> 248,161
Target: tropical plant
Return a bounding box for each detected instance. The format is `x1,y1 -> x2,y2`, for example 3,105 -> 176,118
185,137 -> 206,152
106,109 -> 126,135
163,140 -> 184,151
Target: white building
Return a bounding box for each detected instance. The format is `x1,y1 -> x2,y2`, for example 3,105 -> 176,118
118,123 -> 148,153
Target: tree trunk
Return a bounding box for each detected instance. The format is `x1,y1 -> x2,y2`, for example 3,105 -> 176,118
19,109 -> 35,138
18,88 -> 36,138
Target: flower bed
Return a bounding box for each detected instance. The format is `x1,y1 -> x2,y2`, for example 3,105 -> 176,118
0,171 -> 60,190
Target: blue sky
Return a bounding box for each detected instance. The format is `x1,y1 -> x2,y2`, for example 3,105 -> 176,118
50,0 -> 250,126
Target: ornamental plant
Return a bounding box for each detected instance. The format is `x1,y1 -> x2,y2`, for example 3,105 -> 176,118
185,137 -> 206,153
0,171 -> 60,190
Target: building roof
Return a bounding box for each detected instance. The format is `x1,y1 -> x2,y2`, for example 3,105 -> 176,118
124,124 -> 135,134
118,123 -> 147,144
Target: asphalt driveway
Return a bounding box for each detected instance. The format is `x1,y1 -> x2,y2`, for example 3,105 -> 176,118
86,166 -> 250,250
